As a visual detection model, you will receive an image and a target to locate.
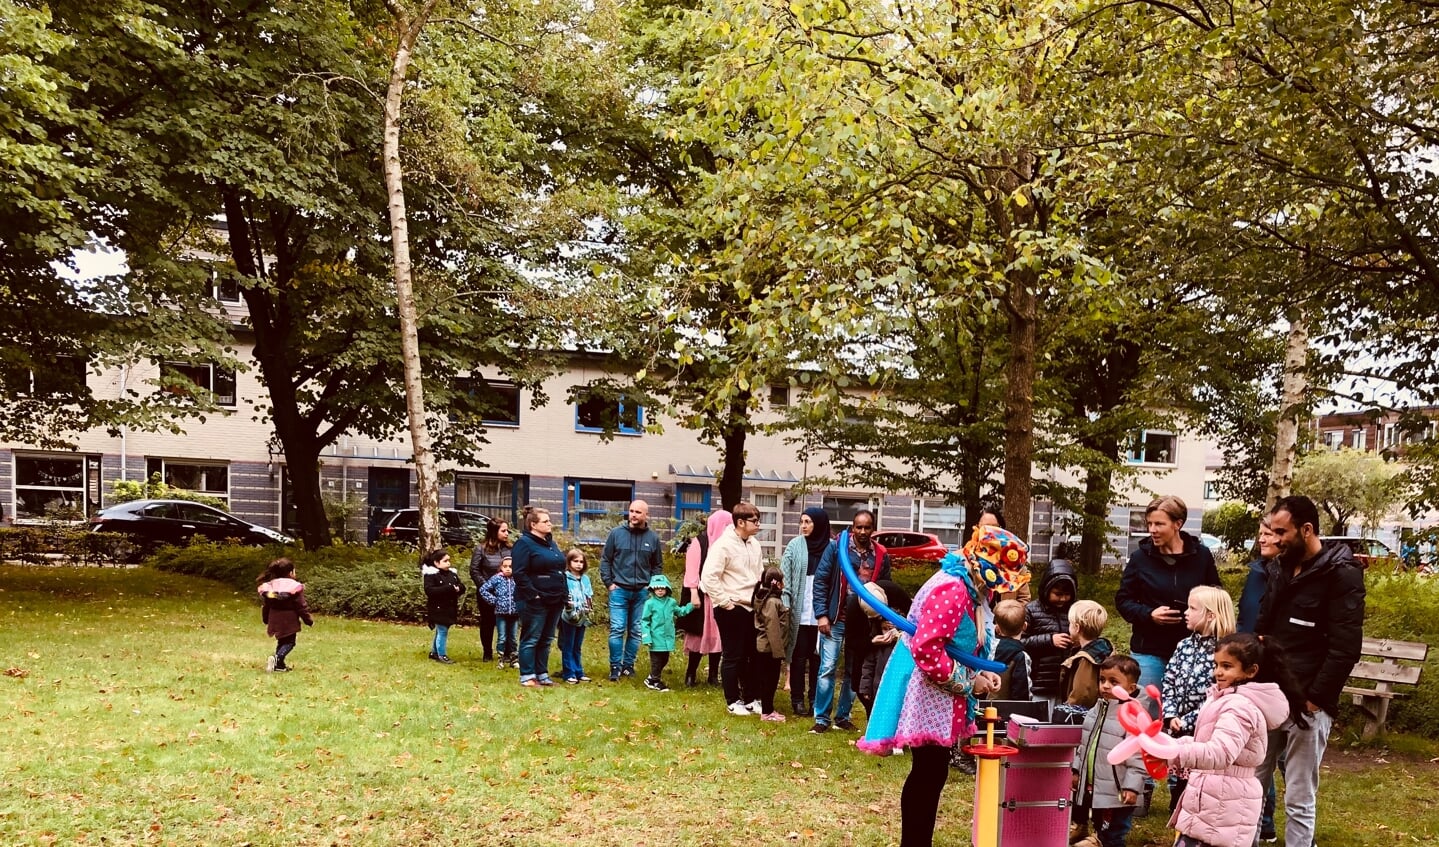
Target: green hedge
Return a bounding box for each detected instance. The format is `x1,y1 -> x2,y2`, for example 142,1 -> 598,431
149,539 -> 693,627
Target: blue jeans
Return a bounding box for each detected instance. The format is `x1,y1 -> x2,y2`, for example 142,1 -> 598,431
518,602 -> 563,682
496,614 -> 519,656
607,585 -> 646,670
558,621 -> 587,680
813,621 -> 854,726
1132,652 -> 1167,691
431,624 -> 450,658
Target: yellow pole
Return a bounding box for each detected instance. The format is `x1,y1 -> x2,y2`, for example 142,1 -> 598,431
973,705 -> 1001,847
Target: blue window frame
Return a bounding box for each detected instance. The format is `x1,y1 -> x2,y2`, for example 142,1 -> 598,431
675,483 -> 712,524
564,478 -> 634,542
574,394 -> 644,435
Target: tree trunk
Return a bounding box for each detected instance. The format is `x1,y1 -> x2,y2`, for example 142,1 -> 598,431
1077,465 -> 1112,576
1267,311 -> 1310,511
1003,273 -> 1038,540
384,0 -> 443,552
718,390 -> 750,510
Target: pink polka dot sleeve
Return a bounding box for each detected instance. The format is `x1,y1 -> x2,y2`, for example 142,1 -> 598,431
910,580 -> 971,685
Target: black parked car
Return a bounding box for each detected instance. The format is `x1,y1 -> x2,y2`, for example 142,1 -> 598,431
376,508 -> 489,548
89,499 -> 292,561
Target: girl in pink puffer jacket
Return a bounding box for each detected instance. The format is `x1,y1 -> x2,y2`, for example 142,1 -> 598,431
1166,633 -> 1308,847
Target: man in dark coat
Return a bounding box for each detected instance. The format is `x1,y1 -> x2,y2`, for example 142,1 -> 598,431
1255,495 -> 1365,847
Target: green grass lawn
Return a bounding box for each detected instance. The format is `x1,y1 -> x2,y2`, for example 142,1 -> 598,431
2,565 -> 1436,846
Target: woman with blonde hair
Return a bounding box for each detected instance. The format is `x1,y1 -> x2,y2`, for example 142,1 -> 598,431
1114,495 -> 1221,688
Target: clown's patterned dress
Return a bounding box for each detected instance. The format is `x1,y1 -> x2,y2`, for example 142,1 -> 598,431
857,565 -> 987,754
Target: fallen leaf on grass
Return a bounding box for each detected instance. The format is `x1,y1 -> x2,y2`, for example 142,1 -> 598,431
4,667 -> 27,678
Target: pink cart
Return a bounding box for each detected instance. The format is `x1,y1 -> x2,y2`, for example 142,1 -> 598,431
972,716 -> 1082,847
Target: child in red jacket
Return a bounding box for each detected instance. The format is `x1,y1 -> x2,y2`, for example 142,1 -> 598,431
258,557 -> 313,672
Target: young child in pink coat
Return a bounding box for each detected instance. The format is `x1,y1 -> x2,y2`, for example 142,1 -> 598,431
1163,633 -> 1307,847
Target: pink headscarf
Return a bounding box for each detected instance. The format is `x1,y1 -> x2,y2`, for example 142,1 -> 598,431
686,509 -> 735,590
707,509 -> 734,544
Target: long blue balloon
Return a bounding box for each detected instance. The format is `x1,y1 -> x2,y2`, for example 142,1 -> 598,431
836,530 -> 1005,674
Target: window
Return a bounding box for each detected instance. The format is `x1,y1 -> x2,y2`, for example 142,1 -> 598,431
824,495 -> 880,533
675,484 -> 713,524
769,385 -> 790,408
1125,431 -> 1177,464
564,478 -> 634,541
1383,423 -> 1399,448
743,489 -> 784,559
14,454 -> 97,522
160,362 -> 237,407
1353,429 -> 1367,451
146,458 -> 230,504
213,274 -> 242,304
2,356 -> 88,398
911,499 -> 965,546
455,378 -> 521,426
575,393 -> 643,435
1203,480 -> 1220,501
1322,430 -> 1344,450
454,474 -> 527,524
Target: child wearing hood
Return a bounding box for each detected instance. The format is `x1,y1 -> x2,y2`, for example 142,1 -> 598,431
1023,552 -> 1079,708
1151,633 -> 1306,847
258,557 -> 314,672
640,574 -> 694,691
751,567 -> 791,721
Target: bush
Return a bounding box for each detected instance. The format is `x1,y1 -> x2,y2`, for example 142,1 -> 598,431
110,473 -> 228,510
0,525 -> 137,566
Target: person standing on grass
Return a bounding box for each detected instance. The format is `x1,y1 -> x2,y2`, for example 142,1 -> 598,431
1115,495 -> 1221,690
512,507 -> 568,687
781,506 -> 831,716
639,574 -> 694,691
258,557 -> 313,673
682,510 -> 730,687
558,548 -> 595,684
423,549 -> 465,664
810,508 -> 891,733
700,500 -> 766,715
479,557 -> 519,668
1254,495 -> 1365,847
1237,520 -> 1281,842
752,566 -> 791,721
601,500 -> 665,682
469,519 -> 511,663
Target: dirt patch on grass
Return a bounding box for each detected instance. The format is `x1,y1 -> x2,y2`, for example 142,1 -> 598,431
1323,745 -> 1439,773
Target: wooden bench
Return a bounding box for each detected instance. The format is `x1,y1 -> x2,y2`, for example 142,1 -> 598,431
1343,637 -> 1428,739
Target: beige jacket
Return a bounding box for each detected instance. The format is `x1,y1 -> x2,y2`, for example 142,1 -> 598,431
700,525 -> 764,610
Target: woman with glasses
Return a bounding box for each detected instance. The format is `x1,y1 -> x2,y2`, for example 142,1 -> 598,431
511,507 -> 568,686
700,502 -> 766,715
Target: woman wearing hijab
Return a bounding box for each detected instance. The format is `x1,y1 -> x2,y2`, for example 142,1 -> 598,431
781,507 -> 831,717
682,510 -> 731,686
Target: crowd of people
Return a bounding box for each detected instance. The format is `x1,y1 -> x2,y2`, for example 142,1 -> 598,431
254,491 -> 1365,847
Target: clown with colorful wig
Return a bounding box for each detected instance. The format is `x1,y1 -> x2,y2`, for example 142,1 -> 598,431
855,524 -> 1031,847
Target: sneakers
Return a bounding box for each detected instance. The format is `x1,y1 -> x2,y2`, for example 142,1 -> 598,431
520,679 -> 540,687
437,655 -> 454,664
620,666 -> 635,678
609,666 -> 621,682
644,677 -> 670,691
1259,832 -> 1278,844
266,655 -> 278,673
728,701 -> 752,716
272,666 -> 291,673
578,675 -> 591,682
537,677 -> 555,686
745,700 -> 762,714
565,677 -> 580,685
834,718 -> 858,731
809,722 -> 831,734
761,712 -> 786,722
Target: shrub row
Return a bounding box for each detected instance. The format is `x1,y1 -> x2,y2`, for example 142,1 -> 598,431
0,526 -> 133,566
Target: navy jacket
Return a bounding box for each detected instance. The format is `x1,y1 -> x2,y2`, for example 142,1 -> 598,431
1115,533 -> 1220,660
511,531 -> 568,607
993,636 -> 1031,701
1256,540 -> 1365,714
600,523 -> 664,589
1236,556 -> 1269,633
1022,559 -> 1078,697
812,537 -> 891,624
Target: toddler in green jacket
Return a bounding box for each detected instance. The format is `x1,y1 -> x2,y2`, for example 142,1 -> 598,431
640,574 -> 693,692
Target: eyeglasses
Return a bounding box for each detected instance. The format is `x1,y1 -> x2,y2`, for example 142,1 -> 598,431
735,516 -> 759,525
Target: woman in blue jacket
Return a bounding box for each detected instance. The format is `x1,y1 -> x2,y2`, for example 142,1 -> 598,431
511,507 -> 569,687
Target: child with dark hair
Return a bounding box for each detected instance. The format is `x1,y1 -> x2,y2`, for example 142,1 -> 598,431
1070,653 -> 1147,847
1153,633 -> 1308,847
258,558 -> 313,673
1023,560 -> 1078,706
422,548 -> 464,664
479,557 -> 518,668
752,567 -> 790,721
